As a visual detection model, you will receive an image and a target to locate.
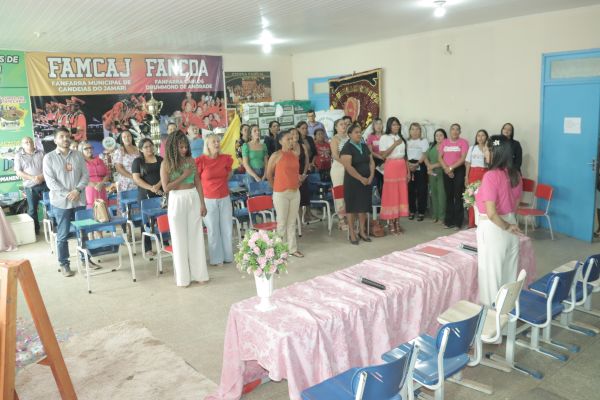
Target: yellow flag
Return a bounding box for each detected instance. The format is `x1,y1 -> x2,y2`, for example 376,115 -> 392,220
221,113 -> 241,169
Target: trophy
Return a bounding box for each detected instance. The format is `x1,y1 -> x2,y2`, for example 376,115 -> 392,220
144,92 -> 163,147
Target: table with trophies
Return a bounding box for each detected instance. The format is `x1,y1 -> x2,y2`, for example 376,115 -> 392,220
207,229 -> 537,400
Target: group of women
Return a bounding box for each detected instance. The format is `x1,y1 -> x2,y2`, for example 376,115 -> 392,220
79,114 -> 524,298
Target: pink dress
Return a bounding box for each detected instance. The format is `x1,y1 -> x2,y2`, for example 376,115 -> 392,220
85,157 -> 109,208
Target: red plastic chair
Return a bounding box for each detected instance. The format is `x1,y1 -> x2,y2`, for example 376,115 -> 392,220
156,214 -> 173,274
519,178 -> 536,208
329,185 -> 345,235
247,195 -> 278,231
517,183 -> 554,240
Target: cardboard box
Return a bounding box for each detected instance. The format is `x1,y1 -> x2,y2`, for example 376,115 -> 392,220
6,213 -> 36,245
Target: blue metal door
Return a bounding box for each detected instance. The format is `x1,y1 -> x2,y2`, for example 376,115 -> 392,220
540,83 -> 599,241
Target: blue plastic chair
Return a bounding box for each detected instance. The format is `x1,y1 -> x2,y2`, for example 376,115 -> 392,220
119,189 -> 142,255
382,308 -> 486,400
574,255 -> 600,321
305,173 -> 331,225
512,267 -> 578,362
74,209 -> 135,293
247,180 -> 273,197
139,197 -> 169,273
302,343 -> 417,400
546,257 -> 600,336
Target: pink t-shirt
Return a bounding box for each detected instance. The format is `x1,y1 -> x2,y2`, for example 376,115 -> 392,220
366,134 -> 381,154
476,169 -> 523,215
440,138 -> 469,166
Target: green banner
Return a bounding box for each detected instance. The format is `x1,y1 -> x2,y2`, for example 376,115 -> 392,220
0,50 -> 33,193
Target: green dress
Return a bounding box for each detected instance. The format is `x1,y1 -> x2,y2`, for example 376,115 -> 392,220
427,145 -> 446,220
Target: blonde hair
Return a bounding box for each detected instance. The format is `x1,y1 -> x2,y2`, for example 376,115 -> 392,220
203,133 -> 220,156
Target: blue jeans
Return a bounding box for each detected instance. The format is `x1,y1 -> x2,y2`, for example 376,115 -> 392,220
25,183 -> 48,234
204,197 -> 234,265
244,168 -> 264,189
53,206 -> 85,267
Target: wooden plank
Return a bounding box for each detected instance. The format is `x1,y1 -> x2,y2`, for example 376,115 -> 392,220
0,261 -> 18,400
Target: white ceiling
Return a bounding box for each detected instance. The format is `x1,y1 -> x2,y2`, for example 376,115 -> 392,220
1,0 -> 599,55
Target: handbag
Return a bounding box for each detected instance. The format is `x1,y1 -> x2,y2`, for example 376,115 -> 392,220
160,192 -> 168,209
93,199 -> 110,223
371,219 -> 386,237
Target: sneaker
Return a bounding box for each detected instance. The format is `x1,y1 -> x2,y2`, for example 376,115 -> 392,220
444,224 -> 455,229
61,266 -> 75,277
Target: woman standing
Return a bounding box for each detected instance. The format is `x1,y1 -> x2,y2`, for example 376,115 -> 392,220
406,122 -> 430,221
291,127 -> 316,222
160,132 -> 209,287
297,121 -> 317,167
235,123 -> 250,170
329,119 -> 350,229
500,123 -> 522,172
379,117 -> 409,234
196,134 -> 234,266
266,130 -> 304,258
340,122 -> 375,244
439,123 -> 469,230
264,120 -> 280,157
132,138 -> 163,256
366,118 -> 385,196
80,141 -> 109,208
465,129 -> 489,228
476,135 -> 523,306
313,128 -> 332,182
425,129 -> 447,223
241,125 -> 269,185
113,130 -> 140,193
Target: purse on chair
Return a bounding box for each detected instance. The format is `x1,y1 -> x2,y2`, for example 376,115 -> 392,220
93,199 -> 110,223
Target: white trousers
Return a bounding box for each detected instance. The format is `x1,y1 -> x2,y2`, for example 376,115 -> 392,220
330,160 -> 345,214
273,190 -> 300,253
168,188 -> 209,286
477,213 -> 520,306
204,196 -> 233,265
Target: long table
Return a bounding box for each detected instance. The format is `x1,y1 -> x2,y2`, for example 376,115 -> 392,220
207,230 -> 536,400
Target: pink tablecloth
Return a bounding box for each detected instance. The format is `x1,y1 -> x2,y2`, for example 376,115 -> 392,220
207,229 -> 536,400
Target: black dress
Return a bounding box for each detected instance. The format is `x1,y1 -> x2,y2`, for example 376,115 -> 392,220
340,141 -> 372,213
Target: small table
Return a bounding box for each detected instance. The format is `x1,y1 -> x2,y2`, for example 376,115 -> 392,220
71,217 -> 127,234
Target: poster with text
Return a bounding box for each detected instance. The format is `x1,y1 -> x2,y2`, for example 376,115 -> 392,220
0,50 -> 33,193
225,71 -> 271,110
329,68 -> 382,127
26,52 -> 225,154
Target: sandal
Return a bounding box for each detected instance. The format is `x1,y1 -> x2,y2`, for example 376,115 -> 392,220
291,251 -> 305,258
388,221 -> 396,234
396,221 -> 404,234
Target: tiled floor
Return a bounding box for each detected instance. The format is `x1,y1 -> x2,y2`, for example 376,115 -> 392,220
3,218 -> 600,399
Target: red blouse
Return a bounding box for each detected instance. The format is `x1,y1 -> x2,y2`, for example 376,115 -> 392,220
196,154 -> 233,199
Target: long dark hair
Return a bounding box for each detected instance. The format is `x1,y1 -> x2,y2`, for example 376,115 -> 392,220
137,137 -> 157,175
385,117 -> 406,156
275,129 -> 292,151
268,120 -> 280,137
501,122 -> 515,140
164,131 -> 191,174
430,128 -> 447,149
487,135 -> 520,187
473,129 -> 489,146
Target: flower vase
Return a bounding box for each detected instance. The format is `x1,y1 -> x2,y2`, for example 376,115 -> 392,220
254,274 -> 275,311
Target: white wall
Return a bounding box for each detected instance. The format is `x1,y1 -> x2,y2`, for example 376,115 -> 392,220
291,5 -> 600,179
223,53 -> 293,102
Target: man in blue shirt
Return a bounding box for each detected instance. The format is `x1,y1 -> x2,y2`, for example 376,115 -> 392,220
188,124 -> 204,158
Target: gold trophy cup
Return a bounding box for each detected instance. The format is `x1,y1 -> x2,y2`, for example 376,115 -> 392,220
144,92 -> 163,147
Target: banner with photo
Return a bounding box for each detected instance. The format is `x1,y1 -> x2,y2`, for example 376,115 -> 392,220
0,50 -> 33,194
225,71 -> 271,110
241,100 -> 311,137
26,52 -> 225,154
328,68 -> 382,127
